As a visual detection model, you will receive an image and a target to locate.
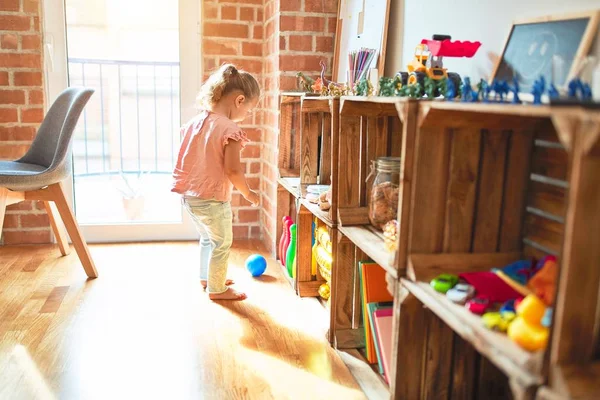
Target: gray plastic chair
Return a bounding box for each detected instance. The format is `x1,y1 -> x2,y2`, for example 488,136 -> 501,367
0,87 -> 98,278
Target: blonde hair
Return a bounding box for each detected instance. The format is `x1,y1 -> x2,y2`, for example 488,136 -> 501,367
197,64 -> 260,108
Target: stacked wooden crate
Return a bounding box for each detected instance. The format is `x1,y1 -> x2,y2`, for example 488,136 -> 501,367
276,93 -> 600,399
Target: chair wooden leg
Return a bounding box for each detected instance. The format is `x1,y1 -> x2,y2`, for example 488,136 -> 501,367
47,183 -> 98,278
43,201 -> 70,256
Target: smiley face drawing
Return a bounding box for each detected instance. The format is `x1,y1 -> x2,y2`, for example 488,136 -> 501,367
517,31 -> 558,80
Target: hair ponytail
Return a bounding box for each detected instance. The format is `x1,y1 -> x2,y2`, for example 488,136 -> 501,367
197,63 -> 259,108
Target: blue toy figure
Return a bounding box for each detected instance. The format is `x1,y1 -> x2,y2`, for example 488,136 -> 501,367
531,77 -> 545,105
484,81 -> 493,103
246,254 -> 267,277
461,77 -> 472,102
511,78 -> 521,104
548,83 -> 560,99
582,83 -> 593,100
446,78 -> 456,101
568,78 -> 581,98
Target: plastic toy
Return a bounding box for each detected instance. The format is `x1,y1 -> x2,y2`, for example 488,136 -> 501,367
280,217 -> 293,266
424,77 -> 438,98
296,72 -> 315,93
246,254 -> 267,277
531,76 -> 546,105
484,81 -> 493,103
482,311 -> 516,332
379,77 -> 395,97
318,283 -> 330,300
285,224 -> 297,277
430,273 -> 459,294
461,77 -> 472,102
476,79 -> 487,102
511,78 -> 521,104
541,308 -> 553,328
500,299 -> 517,316
396,34 -> 480,90
446,77 -> 456,100
568,78 -> 580,98
446,283 -> 475,305
507,294 -> 549,351
318,60 -> 348,97
527,255 -> 558,306
355,78 -> 373,96
465,295 -> 491,315
582,82 -> 593,100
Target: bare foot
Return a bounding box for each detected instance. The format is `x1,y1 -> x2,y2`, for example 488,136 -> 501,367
201,279 -> 234,290
209,287 -> 247,301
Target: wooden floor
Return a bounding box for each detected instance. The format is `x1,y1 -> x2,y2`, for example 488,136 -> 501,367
0,241 -> 364,400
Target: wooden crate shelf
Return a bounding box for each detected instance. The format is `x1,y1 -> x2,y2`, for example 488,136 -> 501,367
299,198 -> 334,227
277,177 -> 300,199
338,225 -> 396,278
277,93 -> 600,400
402,278 -> 543,388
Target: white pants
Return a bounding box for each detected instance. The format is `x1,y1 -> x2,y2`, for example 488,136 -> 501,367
183,197 -> 233,294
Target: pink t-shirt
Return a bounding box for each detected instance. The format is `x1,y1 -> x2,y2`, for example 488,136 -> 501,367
171,110 -> 249,201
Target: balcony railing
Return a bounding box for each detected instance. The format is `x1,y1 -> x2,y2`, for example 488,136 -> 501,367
68,58 -> 181,177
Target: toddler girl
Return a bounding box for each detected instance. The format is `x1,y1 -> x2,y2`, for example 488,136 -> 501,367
172,64 -> 260,301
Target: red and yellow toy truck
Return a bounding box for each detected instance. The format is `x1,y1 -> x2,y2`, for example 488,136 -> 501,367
397,34 -> 481,90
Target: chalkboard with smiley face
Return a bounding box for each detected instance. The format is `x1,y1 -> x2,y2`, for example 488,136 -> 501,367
493,12 -> 598,93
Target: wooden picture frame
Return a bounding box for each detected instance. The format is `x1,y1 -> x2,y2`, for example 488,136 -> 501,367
332,0 -> 392,83
490,10 -> 600,92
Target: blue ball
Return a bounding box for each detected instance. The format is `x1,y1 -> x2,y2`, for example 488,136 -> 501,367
245,254 -> 267,277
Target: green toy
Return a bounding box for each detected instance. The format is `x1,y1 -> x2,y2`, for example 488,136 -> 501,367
476,79 -> 487,102
379,77 -> 395,97
424,77 -> 438,98
286,224 -> 297,277
296,72 -> 315,92
355,78 -> 372,96
393,76 -> 404,96
437,77 -> 448,98
430,273 -> 459,293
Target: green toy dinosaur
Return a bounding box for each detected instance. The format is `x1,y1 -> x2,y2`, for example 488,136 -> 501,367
296,72 -> 315,93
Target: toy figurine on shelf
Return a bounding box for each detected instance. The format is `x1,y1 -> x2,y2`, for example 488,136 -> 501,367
582,82 -> 593,100
318,60 -> 348,97
312,77 -> 324,94
461,77 -> 472,102
393,75 -> 403,96
484,81 -> 493,103
511,77 -> 521,104
492,80 -> 508,102
424,77 -> 438,98
568,78 -> 581,98
296,72 -> 315,93
477,79 -> 487,102
446,77 -> 457,100
437,77 -> 448,99
379,76 -> 395,97
531,76 -> 546,105
355,78 -> 373,96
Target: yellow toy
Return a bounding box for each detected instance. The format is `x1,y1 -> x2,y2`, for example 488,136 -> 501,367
507,295 -> 549,352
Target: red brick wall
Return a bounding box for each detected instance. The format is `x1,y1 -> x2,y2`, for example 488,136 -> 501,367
0,0 -> 51,245
261,0 -> 338,254
202,0 -> 265,240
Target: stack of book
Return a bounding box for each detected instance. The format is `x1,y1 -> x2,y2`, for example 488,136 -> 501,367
358,261 -> 394,383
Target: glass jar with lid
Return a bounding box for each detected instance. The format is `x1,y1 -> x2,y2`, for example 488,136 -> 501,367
368,157 -> 401,230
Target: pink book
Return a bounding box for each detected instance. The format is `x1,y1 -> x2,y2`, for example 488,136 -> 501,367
373,308 -> 393,383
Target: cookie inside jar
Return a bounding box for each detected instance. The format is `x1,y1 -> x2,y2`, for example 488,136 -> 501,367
367,157 -> 401,230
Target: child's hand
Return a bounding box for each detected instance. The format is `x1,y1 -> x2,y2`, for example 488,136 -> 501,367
245,190 -> 260,207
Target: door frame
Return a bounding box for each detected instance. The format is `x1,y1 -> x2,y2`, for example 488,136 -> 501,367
42,0 -> 202,242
